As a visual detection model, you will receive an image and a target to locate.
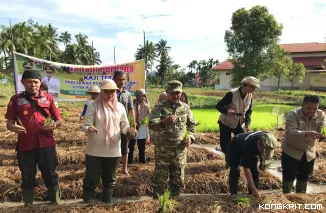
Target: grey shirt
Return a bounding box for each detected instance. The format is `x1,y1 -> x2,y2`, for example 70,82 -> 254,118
116,88 -> 134,115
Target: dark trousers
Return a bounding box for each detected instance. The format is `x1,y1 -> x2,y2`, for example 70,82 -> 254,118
281,152 -> 314,182
83,155 -> 119,192
121,134 -> 129,156
17,146 -> 58,190
228,142 -> 259,195
128,139 -> 146,164
219,121 -> 245,154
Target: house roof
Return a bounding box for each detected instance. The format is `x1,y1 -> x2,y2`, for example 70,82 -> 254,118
281,42 -> 326,53
306,70 -> 326,73
292,57 -> 326,67
212,59 -> 234,71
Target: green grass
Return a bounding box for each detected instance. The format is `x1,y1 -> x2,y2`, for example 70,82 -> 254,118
192,104 -> 296,133
0,82 -> 15,106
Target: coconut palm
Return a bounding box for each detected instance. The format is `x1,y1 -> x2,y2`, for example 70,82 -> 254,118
155,39 -> 171,57
59,31 -> 72,48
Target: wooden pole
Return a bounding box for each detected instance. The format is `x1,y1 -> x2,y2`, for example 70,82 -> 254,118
114,47 -> 116,64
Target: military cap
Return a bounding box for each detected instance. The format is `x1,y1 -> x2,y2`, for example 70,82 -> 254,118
167,80 -> 183,92
22,70 -> 41,80
23,61 -> 32,68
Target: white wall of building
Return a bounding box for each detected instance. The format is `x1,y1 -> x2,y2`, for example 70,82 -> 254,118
216,71 -> 309,91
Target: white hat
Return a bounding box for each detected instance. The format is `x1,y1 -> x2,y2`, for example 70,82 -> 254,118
86,85 -> 100,93
240,76 -> 260,89
100,79 -> 119,90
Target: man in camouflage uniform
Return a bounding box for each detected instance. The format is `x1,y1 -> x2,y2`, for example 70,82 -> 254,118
148,80 -> 196,198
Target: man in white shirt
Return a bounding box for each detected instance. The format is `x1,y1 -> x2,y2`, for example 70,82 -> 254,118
18,61 -> 33,92
41,66 -> 60,97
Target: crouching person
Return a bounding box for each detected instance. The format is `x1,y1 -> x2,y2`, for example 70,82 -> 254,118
228,131 -> 278,198
82,79 -> 137,203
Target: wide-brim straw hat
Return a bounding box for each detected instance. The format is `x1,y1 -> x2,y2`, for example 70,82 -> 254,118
240,76 -> 260,89
100,79 -> 119,90
86,85 -> 100,93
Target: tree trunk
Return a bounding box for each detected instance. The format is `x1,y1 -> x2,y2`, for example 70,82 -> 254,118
3,51 -> 7,70
277,77 -> 281,89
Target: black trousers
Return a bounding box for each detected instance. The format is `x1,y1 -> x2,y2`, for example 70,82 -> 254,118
128,139 -> 146,164
281,152 -> 314,182
219,121 -> 245,154
17,146 -> 58,190
121,134 -> 129,156
83,155 -> 119,192
228,142 -> 259,195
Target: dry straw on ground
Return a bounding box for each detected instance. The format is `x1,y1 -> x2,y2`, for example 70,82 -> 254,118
310,160 -> 326,184
0,160 -> 281,202
1,193 -> 326,213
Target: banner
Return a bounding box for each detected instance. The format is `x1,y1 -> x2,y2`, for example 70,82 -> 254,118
13,52 -> 145,101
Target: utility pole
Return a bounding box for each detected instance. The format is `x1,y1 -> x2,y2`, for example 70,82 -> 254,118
143,30 -> 146,68
92,41 -> 95,65
114,47 -> 116,64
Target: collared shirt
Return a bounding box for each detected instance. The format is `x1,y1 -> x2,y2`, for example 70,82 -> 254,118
148,100 -> 196,153
116,88 -> 133,115
232,131 -> 267,168
5,92 -> 62,152
283,107 -> 325,161
41,77 -> 60,94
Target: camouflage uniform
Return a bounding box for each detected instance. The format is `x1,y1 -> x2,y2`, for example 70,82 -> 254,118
148,80 -> 196,198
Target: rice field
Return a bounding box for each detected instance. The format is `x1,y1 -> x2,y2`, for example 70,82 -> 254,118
193,104 -> 296,132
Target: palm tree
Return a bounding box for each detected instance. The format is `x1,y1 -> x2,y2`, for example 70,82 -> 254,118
156,54 -> 173,86
155,39 -> 171,57
187,60 -> 198,72
34,24 -> 59,60
134,40 -> 156,71
59,31 -> 72,48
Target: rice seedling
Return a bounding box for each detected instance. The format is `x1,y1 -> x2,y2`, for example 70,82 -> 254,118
231,197 -> 250,204
158,190 -> 176,213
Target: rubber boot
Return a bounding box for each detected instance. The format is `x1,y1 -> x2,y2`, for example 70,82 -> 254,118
152,186 -> 164,199
49,186 -> 61,205
83,189 -> 95,203
296,181 -> 307,193
22,189 -> 34,207
103,187 -> 114,203
282,181 -> 294,194
170,184 -> 180,197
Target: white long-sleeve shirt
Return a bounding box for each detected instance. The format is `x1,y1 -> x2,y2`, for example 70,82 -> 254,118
82,101 -> 129,157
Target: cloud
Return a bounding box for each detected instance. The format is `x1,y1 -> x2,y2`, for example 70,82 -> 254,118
0,0 -> 325,68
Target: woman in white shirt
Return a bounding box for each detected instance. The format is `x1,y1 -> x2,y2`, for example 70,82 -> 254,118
128,89 -> 150,164
82,79 -> 136,203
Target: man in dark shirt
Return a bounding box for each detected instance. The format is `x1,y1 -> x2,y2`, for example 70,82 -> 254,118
113,70 -> 136,175
216,76 -> 260,168
5,70 -> 62,206
228,131 -> 278,199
